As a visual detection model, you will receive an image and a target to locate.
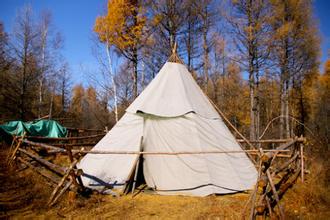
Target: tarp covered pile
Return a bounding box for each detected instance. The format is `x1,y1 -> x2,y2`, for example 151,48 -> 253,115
0,120 -> 67,141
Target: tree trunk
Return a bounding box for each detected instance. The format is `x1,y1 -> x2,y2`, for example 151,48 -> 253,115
133,48 -> 138,98
20,41 -> 28,120
247,0 -> 256,141
61,79 -> 65,113
249,69 -> 256,141
285,80 -> 290,138
132,4 -> 139,99
38,79 -> 43,118
105,44 -> 118,122
203,6 -> 209,92
255,59 -> 260,140
280,78 -> 285,139
187,8 -> 192,71
49,85 -> 54,119
38,29 -> 47,118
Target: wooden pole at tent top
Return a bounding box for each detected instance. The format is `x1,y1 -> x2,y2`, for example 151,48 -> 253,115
168,42 -> 184,64
172,42 -> 177,55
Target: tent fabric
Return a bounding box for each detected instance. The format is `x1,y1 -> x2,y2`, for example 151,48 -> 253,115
143,113 -> 257,196
78,113 -> 143,191
126,62 -> 219,119
0,120 -> 67,141
78,61 -> 258,196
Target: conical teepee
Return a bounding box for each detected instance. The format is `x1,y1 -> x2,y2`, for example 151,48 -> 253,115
77,51 -> 257,196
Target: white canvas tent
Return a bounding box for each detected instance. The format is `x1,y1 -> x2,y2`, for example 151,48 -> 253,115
77,61 -> 257,196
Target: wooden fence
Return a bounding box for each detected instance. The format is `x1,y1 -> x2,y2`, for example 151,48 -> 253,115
7,135 -> 305,219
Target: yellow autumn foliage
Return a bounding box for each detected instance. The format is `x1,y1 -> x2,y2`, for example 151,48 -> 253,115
94,0 -> 146,50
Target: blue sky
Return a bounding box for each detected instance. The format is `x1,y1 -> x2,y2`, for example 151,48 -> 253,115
0,0 -> 106,85
315,0 -> 330,71
0,0 -> 329,85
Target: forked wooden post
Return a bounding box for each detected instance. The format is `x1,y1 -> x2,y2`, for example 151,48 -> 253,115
259,148 -> 285,219
47,160 -> 78,206
7,136 -> 18,161
250,159 -> 263,220
65,145 -> 85,192
49,178 -> 73,207
7,133 -> 26,165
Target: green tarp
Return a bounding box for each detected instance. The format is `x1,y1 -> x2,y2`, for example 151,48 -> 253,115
0,120 -> 67,142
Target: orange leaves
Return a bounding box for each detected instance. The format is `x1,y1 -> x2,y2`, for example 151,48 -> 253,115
94,0 -> 146,51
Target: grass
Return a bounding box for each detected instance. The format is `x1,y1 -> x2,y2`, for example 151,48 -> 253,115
1,143 -> 329,219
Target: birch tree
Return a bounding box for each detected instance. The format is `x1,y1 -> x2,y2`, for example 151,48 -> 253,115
94,0 -> 146,100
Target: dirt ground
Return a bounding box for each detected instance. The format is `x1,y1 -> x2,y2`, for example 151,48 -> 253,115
1,147 -> 329,219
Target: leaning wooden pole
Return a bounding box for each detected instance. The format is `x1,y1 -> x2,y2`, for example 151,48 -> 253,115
49,179 -> 73,207
7,133 -> 26,165
65,145 -> 85,192
259,148 -> 285,219
208,98 -> 256,151
47,160 -> 78,206
300,143 -> 304,183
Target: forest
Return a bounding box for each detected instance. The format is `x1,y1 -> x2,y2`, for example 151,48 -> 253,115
1,0 -> 328,145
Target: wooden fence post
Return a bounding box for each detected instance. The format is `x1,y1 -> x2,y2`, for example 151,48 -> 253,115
65,146 -> 85,192
300,143 -> 304,183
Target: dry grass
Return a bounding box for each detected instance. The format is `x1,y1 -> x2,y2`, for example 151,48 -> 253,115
1,143 -> 329,219
13,191 -> 250,219
282,156 -> 330,219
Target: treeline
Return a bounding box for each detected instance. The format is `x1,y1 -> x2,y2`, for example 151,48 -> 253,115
0,1 -> 329,146
0,7 -> 112,129
92,0 -> 328,145
0,7 -> 70,122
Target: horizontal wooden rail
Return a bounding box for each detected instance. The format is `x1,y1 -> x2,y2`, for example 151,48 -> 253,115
237,139 -> 293,143
66,127 -> 106,132
237,137 -> 305,144
276,139 -> 298,150
71,149 -> 290,155
51,142 -> 98,147
21,138 -> 291,156
17,157 -> 61,185
26,133 -> 105,141
18,148 -> 67,176
23,139 -> 66,152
